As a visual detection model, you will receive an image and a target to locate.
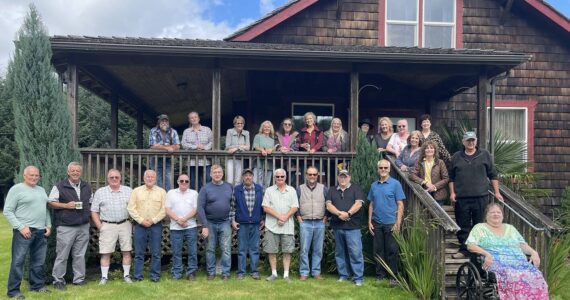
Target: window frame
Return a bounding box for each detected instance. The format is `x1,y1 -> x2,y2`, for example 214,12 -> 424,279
422,0 -> 457,49
385,0 -> 419,47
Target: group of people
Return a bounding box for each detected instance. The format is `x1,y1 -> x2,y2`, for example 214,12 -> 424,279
4,114 -> 549,299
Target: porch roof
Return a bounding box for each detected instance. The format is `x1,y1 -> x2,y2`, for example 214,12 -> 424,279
50,36 -> 531,127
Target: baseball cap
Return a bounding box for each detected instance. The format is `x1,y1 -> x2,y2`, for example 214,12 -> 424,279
463,131 -> 477,141
157,114 -> 169,121
339,169 -> 350,176
241,169 -> 253,176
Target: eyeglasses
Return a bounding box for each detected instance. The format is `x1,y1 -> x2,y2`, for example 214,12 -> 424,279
378,167 -> 389,170
235,122 -> 243,125
108,176 -> 120,179
275,176 -> 285,179
397,125 -> 406,128
306,173 -> 318,176
178,180 -> 189,183
283,123 -> 292,126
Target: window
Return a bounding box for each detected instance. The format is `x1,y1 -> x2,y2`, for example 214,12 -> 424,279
384,0 -> 458,48
291,103 -> 334,131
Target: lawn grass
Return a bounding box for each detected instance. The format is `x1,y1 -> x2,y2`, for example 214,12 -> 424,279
0,216 -> 413,300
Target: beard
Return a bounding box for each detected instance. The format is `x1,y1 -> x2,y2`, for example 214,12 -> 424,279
160,124 -> 169,131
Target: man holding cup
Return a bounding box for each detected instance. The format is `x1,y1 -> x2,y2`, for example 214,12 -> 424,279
48,162 -> 92,290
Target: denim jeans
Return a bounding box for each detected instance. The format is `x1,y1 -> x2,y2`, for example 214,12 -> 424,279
237,223 -> 260,276
134,223 -> 162,281
206,221 -> 232,276
299,220 -> 325,276
225,159 -> 243,186
253,168 -> 272,188
188,165 -> 211,192
372,222 -> 399,278
150,157 -> 172,191
333,228 -> 364,283
8,228 -> 47,296
170,227 -> 198,279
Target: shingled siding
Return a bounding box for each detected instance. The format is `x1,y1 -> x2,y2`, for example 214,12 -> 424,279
435,0 -> 570,212
252,0 -> 378,46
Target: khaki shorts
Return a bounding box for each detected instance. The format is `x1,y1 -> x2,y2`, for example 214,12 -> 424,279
263,231 -> 295,254
99,221 -> 132,253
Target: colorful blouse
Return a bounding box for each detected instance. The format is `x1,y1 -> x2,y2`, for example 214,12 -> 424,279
466,223 -> 549,300
420,131 -> 451,163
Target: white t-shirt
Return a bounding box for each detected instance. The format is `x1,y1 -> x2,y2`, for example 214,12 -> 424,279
388,133 -> 408,154
165,188 -> 198,230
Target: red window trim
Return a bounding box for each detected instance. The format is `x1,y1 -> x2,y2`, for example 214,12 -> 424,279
377,0 -> 463,48
486,99 -> 537,166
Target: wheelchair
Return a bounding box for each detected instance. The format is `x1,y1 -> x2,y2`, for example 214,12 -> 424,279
455,254 -> 499,300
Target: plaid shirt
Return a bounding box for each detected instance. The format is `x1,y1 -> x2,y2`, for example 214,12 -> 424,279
149,127 -> 180,146
244,185 -> 256,217
181,125 -> 213,166
90,185 -> 132,222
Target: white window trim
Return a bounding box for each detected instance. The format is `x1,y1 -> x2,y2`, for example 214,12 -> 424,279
422,0 -> 456,48
487,106 -> 528,159
385,0 -> 419,47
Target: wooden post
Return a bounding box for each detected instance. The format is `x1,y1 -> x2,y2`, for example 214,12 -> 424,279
136,108 -> 143,149
349,71 -> 359,151
66,64 -> 78,148
477,72 -> 488,150
212,68 -> 221,150
110,94 -> 118,148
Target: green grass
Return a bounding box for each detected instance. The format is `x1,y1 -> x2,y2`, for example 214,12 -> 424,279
0,216 -> 413,300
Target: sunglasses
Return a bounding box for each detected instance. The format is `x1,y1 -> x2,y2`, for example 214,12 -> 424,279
378,167 -> 389,170
178,180 -> 190,183
306,173 -> 318,176
108,176 -> 120,179
275,176 -> 285,179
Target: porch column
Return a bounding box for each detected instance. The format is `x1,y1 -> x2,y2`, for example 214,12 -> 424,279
476,73 -> 489,150
110,94 -> 118,148
66,64 -> 78,148
349,71 -> 359,151
136,108 -> 143,149
212,68 -> 221,150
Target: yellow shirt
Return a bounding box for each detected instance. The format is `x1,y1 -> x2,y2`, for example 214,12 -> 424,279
424,160 -> 434,185
127,185 -> 166,224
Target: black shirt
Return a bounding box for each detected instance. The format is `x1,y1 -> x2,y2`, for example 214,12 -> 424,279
326,184 -> 365,230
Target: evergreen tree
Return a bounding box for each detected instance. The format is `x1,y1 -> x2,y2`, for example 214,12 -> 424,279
6,4 -> 78,191
6,5 -> 78,278
350,132 -> 381,196
0,77 -> 18,201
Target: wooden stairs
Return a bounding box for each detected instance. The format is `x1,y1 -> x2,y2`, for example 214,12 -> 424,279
441,205 -> 468,299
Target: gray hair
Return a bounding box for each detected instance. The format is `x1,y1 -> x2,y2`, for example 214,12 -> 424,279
67,162 -> 82,171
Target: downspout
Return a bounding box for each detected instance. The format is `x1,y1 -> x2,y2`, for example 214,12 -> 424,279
489,71 -> 509,155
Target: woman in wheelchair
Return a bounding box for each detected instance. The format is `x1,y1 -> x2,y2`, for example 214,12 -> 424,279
465,203 -> 548,299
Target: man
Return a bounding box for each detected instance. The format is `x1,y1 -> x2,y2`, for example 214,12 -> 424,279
368,159 -> 405,285
91,169 -> 133,285
325,169 -> 365,286
149,114 -> 181,191
4,166 -> 51,299
165,174 -> 199,280
181,111 -> 213,190
262,169 -> 299,282
296,166 -> 328,281
450,131 -> 503,259
127,170 -> 166,282
197,165 -> 233,280
232,169 -> 265,280
48,162 -> 92,290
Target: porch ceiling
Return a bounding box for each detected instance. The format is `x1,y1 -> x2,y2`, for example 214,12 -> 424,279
51,36 -> 531,128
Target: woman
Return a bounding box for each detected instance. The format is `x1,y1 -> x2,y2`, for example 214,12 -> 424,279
395,130 -> 422,173
418,114 -> 451,163
276,118 -> 298,153
466,203 -> 548,299
225,115 -> 250,185
387,119 -> 410,157
297,112 -> 323,153
358,118 -> 374,143
323,117 -> 349,153
252,120 -> 276,187
409,141 -> 449,205
374,117 -> 394,154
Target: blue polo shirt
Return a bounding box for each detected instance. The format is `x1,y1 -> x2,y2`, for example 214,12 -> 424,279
367,177 -> 405,225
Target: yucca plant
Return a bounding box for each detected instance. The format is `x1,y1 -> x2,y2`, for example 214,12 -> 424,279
377,215 -> 440,300
546,233 -> 570,295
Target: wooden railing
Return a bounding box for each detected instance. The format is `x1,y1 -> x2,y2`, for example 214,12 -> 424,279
80,148 -> 355,190
386,156 -> 460,299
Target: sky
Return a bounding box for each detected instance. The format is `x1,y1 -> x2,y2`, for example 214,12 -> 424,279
0,0 -> 568,75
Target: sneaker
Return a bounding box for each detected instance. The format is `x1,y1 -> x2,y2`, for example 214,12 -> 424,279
32,287 -> 50,293
73,280 -> 86,286
251,273 -> 260,280
186,273 -> 196,281
123,275 -> 133,284
299,275 -> 308,281
99,277 -> 108,285
53,282 -> 66,291
222,275 -> 230,281
237,274 -> 245,280
207,275 -> 215,281
150,278 -> 160,283
266,274 -> 278,281
452,252 -> 466,259
283,276 -> 291,283
355,281 -> 363,287
337,278 -> 347,283
8,293 -> 25,300
389,279 -> 399,287
314,275 -> 324,280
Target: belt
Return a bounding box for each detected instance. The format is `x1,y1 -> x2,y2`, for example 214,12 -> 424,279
102,219 -> 127,224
